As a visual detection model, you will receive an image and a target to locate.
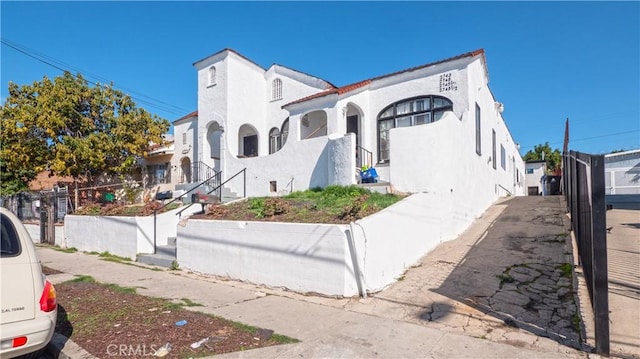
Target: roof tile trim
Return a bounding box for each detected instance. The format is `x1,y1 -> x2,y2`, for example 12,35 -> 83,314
283,49 -> 485,108
173,111 -> 198,123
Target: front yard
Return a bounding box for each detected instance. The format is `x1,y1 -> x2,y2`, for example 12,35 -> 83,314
48,269 -> 296,358
74,185 -> 405,224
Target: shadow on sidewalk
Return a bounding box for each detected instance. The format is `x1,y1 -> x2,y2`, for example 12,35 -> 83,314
46,304 -> 72,358
430,196 -> 592,352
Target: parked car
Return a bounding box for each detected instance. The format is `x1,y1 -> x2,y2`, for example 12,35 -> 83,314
0,207 -> 57,358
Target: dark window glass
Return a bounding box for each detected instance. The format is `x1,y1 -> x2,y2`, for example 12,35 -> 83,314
475,104 -> 481,155
269,128 -> 281,154
492,129 -> 497,170
280,119 -> 289,146
1,214 -> 22,257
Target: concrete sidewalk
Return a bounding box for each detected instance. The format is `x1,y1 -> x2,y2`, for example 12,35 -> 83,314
604,209 -> 640,358
38,196 -> 601,358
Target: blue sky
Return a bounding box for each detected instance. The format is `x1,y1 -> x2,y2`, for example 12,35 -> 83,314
1,1 -> 638,155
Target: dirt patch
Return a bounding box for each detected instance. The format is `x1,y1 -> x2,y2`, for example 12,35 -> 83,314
42,266 -> 63,275
55,280 -> 296,358
192,195 -> 391,224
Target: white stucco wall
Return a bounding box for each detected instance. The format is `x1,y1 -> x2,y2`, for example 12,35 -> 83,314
178,220 -> 356,296
65,215 -> 139,259
227,55 -> 266,157
175,191 -> 487,296
265,65 -> 330,137
385,56 -> 524,233
62,205 -> 201,259
197,53 -> 229,167
223,133 -> 355,198
389,113 -> 486,239
354,192 -> 462,292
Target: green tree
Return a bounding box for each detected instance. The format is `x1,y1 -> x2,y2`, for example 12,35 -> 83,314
523,142 -> 562,173
0,72 -> 170,195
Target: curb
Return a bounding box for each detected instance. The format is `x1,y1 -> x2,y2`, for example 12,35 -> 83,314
46,333 -> 95,359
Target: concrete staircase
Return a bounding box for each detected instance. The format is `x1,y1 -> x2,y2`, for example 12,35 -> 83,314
137,236 -> 177,268
359,180 -> 392,194
220,186 -> 241,203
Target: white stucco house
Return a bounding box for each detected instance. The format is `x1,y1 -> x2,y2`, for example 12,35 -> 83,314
525,160 -> 547,196
169,48 -> 525,220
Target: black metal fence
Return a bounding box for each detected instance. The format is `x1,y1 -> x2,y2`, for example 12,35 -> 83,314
563,150 -> 609,356
0,187 -> 70,223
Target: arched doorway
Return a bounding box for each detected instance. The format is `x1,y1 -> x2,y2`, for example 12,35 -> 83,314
207,122 -> 223,170
238,124 -> 259,157
180,157 -> 192,184
345,103 -> 365,167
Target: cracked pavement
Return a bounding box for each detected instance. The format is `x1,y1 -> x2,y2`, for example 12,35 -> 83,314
338,196 -> 590,354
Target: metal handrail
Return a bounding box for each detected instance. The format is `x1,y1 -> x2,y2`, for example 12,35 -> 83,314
356,145 -> 373,169
496,183 -> 513,196
179,161 -> 216,184
153,170 -> 222,253
303,124 -> 327,140
174,167 -> 247,217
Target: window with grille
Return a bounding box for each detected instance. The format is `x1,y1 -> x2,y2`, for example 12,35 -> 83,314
272,79 -> 282,101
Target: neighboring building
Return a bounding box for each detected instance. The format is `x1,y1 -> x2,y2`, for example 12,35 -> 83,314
140,134 -> 174,193
29,172 -> 75,192
171,48 -> 525,224
605,149 -> 640,195
525,160 -> 546,196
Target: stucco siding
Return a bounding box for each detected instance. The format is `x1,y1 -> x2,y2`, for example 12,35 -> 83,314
223,133 -> 355,198
177,220 -> 355,296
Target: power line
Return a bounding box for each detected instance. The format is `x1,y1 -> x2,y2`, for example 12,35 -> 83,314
520,129 -> 640,150
1,37 -> 190,117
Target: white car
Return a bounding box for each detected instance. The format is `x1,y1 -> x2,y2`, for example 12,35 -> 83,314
0,207 -> 57,358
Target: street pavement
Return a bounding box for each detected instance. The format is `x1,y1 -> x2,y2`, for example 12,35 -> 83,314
36,195 -> 637,358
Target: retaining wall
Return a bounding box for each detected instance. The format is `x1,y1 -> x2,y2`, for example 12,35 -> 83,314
63,205 -> 201,259
177,192 -> 476,296
59,193 -> 495,296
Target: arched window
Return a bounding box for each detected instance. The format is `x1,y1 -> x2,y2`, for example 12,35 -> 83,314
269,127 -> 281,154
280,118 -> 289,147
208,66 -> 216,86
377,95 -> 453,163
271,78 -> 282,101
